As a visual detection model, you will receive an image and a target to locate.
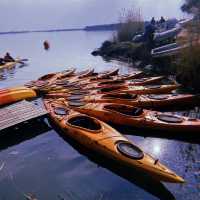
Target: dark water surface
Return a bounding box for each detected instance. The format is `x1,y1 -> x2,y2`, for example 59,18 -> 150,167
0,31 -> 199,200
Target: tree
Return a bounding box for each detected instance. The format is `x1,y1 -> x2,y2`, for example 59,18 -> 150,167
181,0 -> 200,16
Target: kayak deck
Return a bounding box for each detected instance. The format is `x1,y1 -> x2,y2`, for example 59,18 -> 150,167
0,100 -> 48,131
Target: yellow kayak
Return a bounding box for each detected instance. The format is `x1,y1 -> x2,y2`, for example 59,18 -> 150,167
44,98 -> 184,183
0,88 -> 36,106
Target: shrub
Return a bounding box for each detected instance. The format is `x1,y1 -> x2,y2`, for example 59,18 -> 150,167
113,8 -> 144,42
176,18 -> 200,89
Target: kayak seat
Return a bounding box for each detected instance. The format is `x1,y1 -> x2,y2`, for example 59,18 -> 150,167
146,85 -> 161,89
54,107 -> 69,115
68,100 -> 86,107
148,94 -> 169,100
90,76 -> 111,81
100,86 -> 121,93
103,93 -> 137,100
104,104 -> 143,116
99,80 -> 124,85
130,78 -> 147,83
68,116 -> 101,131
68,95 -> 85,101
117,141 -> 144,159
156,114 -> 183,123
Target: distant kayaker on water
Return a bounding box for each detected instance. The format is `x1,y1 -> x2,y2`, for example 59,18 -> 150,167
43,40 -> 50,50
4,52 -> 15,62
0,58 -> 5,65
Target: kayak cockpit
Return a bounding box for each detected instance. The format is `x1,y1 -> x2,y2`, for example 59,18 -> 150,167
99,86 -> 121,93
67,115 -> 102,131
54,107 -> 69,116
104,104 -> 143,117
98,80 -> 125,86
156,114 -> 184,123
148,94 -> 169,100
102,93 -> 137,100
116,141 -> 144,159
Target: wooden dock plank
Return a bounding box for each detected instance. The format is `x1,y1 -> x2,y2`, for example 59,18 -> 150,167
0,100 -> 48,131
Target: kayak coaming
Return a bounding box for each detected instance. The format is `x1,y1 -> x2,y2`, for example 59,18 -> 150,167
44,98 -> 184,183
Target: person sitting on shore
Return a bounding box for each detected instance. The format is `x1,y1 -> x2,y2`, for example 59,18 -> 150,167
0,57 -> 5,65
4,52 -> 15,62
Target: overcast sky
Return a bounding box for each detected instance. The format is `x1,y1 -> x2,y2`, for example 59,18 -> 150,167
0,0 -> 185,31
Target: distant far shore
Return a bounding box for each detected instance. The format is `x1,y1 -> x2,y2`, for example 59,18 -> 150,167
0,23 -> 120,35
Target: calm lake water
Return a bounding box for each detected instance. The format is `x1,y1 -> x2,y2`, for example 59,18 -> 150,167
0,31 -> 199,200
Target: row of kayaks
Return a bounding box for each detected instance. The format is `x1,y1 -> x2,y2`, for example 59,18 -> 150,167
36,67 -> 199,183
1,67 -> 200,183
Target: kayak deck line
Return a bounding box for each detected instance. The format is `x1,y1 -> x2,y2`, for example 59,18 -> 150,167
0,100 -> 48,131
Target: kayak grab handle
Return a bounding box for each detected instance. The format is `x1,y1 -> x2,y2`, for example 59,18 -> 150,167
154,159 -> 159,165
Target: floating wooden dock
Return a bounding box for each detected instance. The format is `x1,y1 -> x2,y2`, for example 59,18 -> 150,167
0,100 -> 48,131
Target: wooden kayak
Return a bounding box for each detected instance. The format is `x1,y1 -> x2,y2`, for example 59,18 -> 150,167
76,71 -> 144,86
44,98 -> 184,183
72,102 -> 200,132
25,69 -> 76,90
45,84 -> 178,96
84,93 -> 198,108
0,88 -> 36,106
91,84 -> 180,95
84,76 -> 164,90
59,68 -> 95,83
45,92 -> 197,109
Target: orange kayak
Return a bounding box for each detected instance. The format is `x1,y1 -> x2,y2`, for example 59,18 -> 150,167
0,88 -> 36,106
84,76 -> 164,90
45,92 -> 197,109
91,84 -> 180,95
48,84 -> 178,96
44,98 -> 184,183
84,93 -> 198,108
72,102 -> 200,132
26,68 -> 76,89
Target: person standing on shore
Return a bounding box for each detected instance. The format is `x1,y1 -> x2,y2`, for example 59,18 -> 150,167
150,17 -> 156,25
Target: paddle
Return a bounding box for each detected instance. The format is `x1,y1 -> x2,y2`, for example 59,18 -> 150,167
15,58 -> 29,65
